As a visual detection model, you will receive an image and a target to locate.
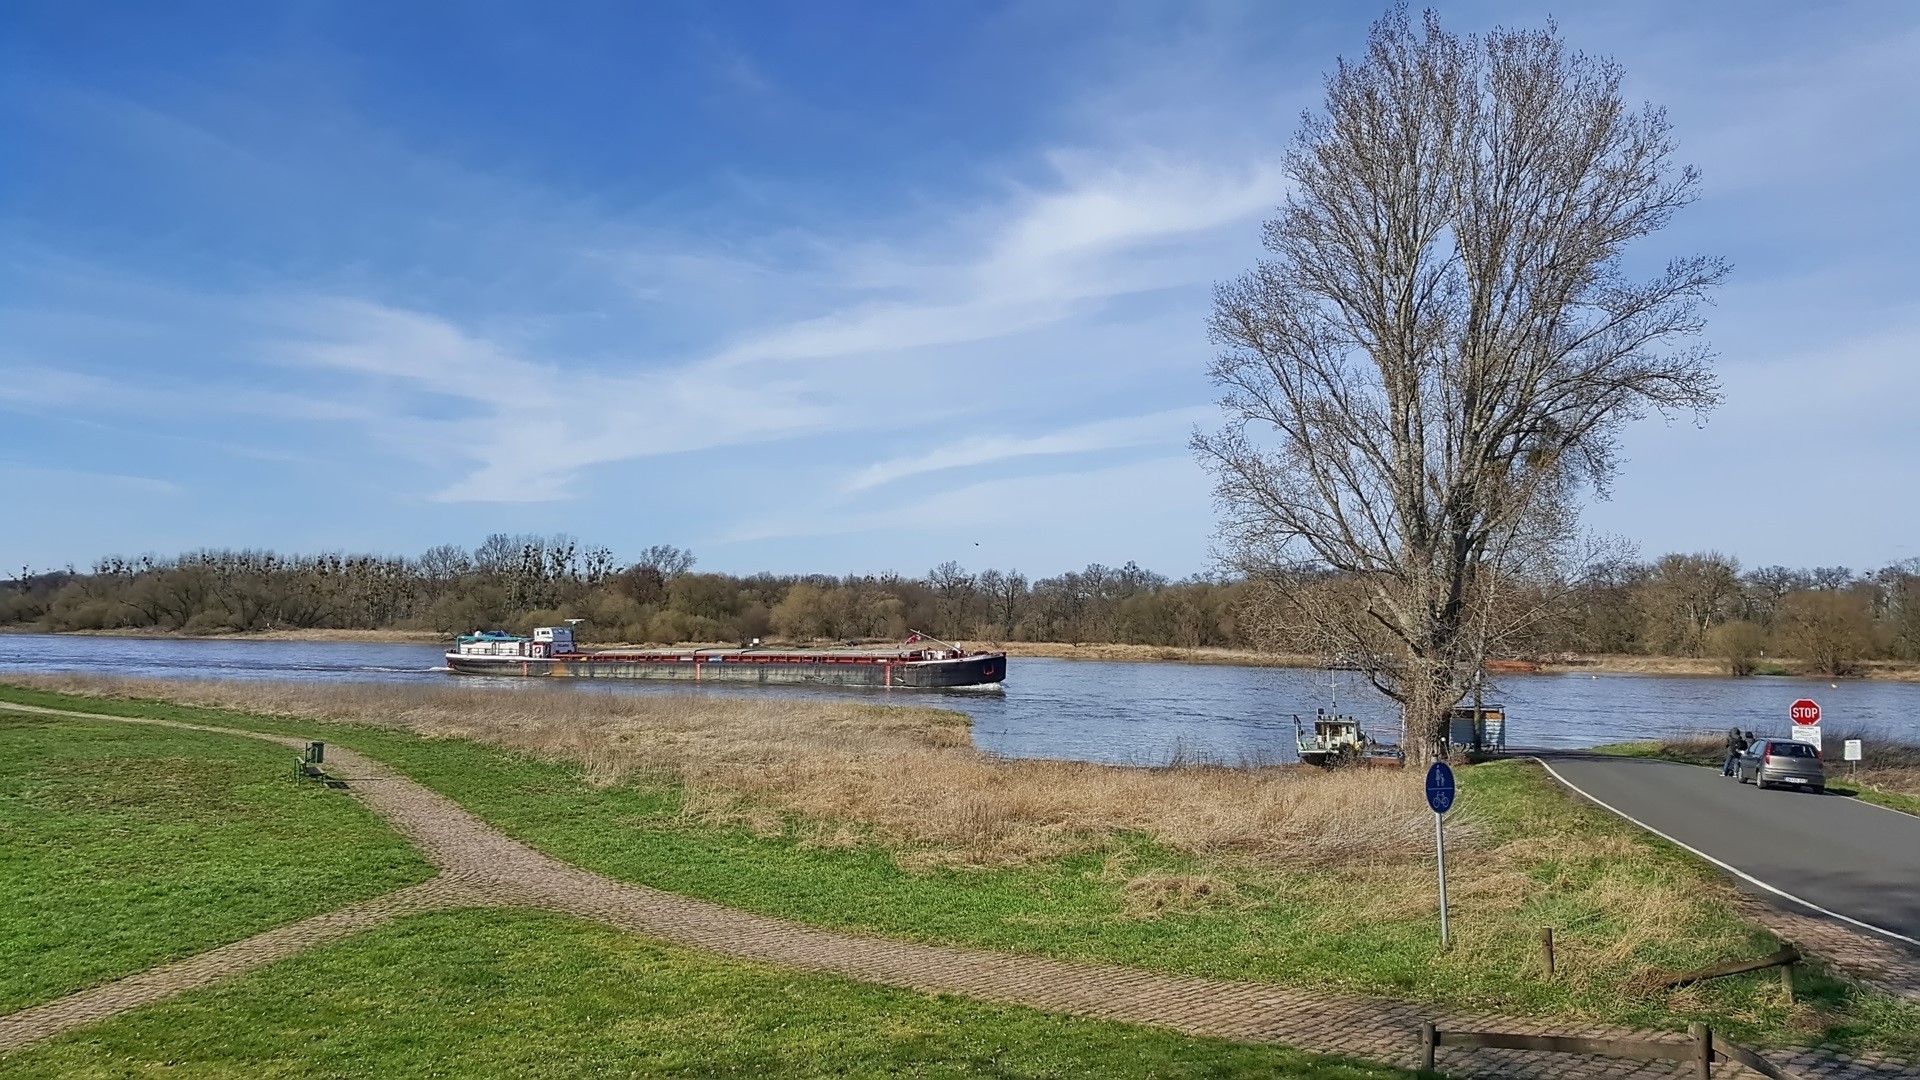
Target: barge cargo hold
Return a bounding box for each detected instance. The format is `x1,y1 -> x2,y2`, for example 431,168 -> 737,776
446,626 -> 1006,689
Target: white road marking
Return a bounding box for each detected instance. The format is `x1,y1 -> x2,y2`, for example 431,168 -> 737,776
1532,756 -> 1920,948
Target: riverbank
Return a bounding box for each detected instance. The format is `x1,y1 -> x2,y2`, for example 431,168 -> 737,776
973,642 -> 1920,682
971,640 -> 1320,667
7,676 -> 1919,1056
0,626 -> 448,644
8,625 -> 1920,682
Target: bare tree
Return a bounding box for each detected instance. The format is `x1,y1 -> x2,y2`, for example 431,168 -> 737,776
635,545 -> 697,579
1193,9 -> 1724,753
926,561 -> 978,638
977,569 -> 1028,640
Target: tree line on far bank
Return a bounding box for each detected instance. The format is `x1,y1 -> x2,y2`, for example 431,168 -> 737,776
2,539 -> 1917,676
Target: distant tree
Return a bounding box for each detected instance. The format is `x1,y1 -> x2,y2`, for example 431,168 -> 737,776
419,544 -> 471,583
1708,620 -> 1767,676
1807,566 -> 1855,591
1877,560 -> 1920,661
1742,565 -> 1810,626
634,545 -> 697,579
1194,9 -> 1724,752
1634,552 -> 1741,656
977,569 -> 1028,640
927,562 -> 978,638
1773,589 -> 1873,676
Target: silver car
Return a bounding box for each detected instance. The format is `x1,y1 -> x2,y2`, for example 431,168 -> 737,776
1736,738 -> 1826,792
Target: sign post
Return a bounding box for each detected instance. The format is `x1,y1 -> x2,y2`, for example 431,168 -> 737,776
1845,739 -> 1862,778
1789,698 -> 1822,753
1426,761 -> 1456,949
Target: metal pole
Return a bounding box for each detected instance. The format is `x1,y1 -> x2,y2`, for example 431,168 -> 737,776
1435,811 -> 1450,949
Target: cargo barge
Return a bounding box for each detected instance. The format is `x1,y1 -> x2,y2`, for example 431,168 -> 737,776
446,626 -> 1006,689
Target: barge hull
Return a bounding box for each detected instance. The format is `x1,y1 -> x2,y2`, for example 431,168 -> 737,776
445,652 -> 1004,689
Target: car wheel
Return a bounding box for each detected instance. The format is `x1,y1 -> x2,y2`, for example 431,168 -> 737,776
1755,777 -> 1769,790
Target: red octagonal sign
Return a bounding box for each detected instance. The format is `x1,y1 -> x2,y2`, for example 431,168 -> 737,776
1790,698 -> 1821,726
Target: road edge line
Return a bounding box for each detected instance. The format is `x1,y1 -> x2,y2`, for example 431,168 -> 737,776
1529,756 -> 1920,949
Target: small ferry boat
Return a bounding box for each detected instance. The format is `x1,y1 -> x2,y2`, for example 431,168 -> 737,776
446,626 -> 1006,689
1293,710 -> 1399,766
1292,666 -> 1402,766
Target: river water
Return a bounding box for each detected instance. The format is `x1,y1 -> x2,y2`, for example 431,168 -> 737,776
2,633 -> 1915,766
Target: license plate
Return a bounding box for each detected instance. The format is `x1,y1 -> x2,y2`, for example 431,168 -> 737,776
1780,776 -> 1805,784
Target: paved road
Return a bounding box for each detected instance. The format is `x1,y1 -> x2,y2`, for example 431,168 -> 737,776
1534,751 -> 1920,947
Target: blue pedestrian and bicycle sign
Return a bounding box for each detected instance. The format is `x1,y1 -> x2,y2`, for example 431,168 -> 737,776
1425,760 -> 1456,949
1425,761 -> 1456,815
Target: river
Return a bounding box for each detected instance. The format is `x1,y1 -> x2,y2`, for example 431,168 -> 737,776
2,633 -> 1915,766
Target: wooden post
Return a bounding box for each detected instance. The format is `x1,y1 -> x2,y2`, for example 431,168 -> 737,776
1541,927 -> 1556,977
1418,1022 -> 1436,1072
1691,1023 -> 1712,1080
1781,961 -> 1794,1003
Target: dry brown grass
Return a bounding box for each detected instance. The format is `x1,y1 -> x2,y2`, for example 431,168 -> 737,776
7,674 -> 1440,870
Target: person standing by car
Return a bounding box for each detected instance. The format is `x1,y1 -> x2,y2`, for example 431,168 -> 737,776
1723,728 -> 1750,776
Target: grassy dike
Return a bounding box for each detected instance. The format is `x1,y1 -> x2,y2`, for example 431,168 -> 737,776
0,710 -> 432,1011
5,684 -> 1918,1057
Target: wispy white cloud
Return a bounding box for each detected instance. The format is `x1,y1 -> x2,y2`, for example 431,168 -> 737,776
232,149 -> 1282,504
0,463 -> 182,496
844,406 -> 1214,492
721,453 -> 1213,555
707,158 -> 1286,370
0,365 -> 119,408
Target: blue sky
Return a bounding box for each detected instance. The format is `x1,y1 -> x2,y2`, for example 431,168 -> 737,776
2,1 -> 1916,579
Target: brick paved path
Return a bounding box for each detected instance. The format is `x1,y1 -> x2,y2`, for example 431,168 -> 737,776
4,703 -> 1916,1079
1734,898 -> 1920,1003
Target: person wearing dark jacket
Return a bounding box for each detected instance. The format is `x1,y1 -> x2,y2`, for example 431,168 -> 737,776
1723,728 -> 1750,776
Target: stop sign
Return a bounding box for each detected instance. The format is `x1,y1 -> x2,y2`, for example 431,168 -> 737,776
1790,698 -> 1821,726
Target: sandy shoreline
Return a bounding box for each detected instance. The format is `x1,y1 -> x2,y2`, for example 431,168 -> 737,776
6,626 -> 1918,682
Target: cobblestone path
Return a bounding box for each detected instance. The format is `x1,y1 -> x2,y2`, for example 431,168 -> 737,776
3,702 -> 1916,1079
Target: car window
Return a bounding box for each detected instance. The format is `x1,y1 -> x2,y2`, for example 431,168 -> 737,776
1769,742 -> 1817,758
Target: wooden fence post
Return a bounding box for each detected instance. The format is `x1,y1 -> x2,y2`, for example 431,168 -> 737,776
1419,1022 -> 1436,1072
1691,1023 -> 1712,1080
1541,927 -> 1556,977
1781,961 -> 1793,1003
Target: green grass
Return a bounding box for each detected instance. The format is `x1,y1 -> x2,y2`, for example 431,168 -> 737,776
7,685 -> 1919,1057
0,908 -> 1411,1079
1843,786 -> 1920,816
0,707 -> 433,1012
